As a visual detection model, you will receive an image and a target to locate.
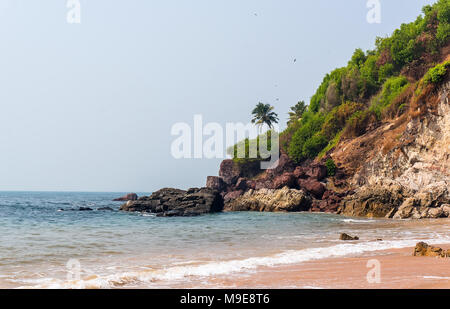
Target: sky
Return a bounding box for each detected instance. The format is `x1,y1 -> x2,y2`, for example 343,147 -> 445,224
0,0 -> 436,192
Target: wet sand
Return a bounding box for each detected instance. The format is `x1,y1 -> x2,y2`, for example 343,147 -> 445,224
206,244 -> 450,289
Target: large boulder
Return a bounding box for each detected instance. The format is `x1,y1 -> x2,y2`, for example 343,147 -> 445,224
317,190 -> 344,212
219,159 -> 261,185
206,176 -> 226,191
298,179 -> 326,199
224,187 -> 312,212
340,233 -> 359,241
392,183 -> 450,219
272,172 -> 296,189
305,164 -> 327,180
223,190 -> 244,203
120,188 -> 224,217
413,242 -> 449,258
113,193 -> 138,201
266,154 -> 295,177
338,182 -> 407,218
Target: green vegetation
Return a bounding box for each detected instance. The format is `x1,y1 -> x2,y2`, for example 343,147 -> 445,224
232,1 -> 449,165
287,101 -> 307,126
369,76 -> 410,119
424,60 -> 450,83
251,103 -> 279,130
229,130 -> 278,164
281,0 -> 450,164
325,159 -> 337,177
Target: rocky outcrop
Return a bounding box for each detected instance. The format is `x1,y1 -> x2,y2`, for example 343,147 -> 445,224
224,187 -> 312,212
97,207 -> 114,211
120,188 -> 224,217
339,181 -> 407,218
113,193 -> 138,201
413,242 -> 450,258
206,176 -> 226,191
340,233 -> 359,241
219,159 -> 262,185
337,79 -> 450,218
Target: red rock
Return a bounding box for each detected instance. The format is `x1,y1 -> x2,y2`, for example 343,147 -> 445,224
235,178 -> 248,191
206,176 -> 226,191
272,172 -> 296,189
298,179 -> 326,199
266,154 -> 295,177
305,164 -> 327,180
219,160 -> 240,185
293,166 -> 307,179
223,190 -> 244,203
219,160 -> 261,185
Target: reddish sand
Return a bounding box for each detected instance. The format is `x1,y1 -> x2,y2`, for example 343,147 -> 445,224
205,245 -> 450,289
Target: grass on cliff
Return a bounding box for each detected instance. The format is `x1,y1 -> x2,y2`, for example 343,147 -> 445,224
283,0 -> 450,164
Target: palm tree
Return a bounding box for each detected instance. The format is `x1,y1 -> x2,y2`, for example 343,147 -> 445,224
287,100 -> 306,126
251,103 -> 279,131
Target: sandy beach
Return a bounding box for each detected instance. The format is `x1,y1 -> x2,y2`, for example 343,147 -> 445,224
207,244 -> 450,289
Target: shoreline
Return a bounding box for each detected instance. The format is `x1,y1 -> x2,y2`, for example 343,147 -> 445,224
202,244 -> 450,289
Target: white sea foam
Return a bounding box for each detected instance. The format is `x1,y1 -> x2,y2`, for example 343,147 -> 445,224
341,218 -> 377,223
19,237 -> 450,289
422,276 -> 450,280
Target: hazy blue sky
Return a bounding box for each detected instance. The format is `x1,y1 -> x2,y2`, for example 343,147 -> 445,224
0,0 -> 435,192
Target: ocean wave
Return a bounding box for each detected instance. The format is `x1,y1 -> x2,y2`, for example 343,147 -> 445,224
341,218 -> 377,223
19,237 -> 450,289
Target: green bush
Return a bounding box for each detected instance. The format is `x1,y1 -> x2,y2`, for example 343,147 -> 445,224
344,110 -> 373,137
321,101 -> 364,140
370,76 -> 409,119
302,134 -> 329,159
424,61 -> 450,84
229,131 -> 277,164
288,113 -> 325,163
326,159 -> 337,176
436,0 -> 450,43
284,0 -> 449,164
378,63 -> 394,83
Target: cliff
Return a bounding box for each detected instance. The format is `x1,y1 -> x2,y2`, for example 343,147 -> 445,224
208,73 -> 449,219
206,0 -> 450,218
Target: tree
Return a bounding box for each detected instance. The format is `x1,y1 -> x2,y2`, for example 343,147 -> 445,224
251,102 -> 279,131
288,101 -> 307,125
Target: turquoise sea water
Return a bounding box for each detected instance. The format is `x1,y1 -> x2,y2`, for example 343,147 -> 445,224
0,191 -> 449,288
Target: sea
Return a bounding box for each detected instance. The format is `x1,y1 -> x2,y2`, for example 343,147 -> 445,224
0,191 -> 449,289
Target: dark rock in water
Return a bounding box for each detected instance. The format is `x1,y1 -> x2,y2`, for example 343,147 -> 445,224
79,207 -> 93,211
340,233 -> 359,241
113,193 -> 138,201
98,207 -> 114,211
119,187 -> 224,217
